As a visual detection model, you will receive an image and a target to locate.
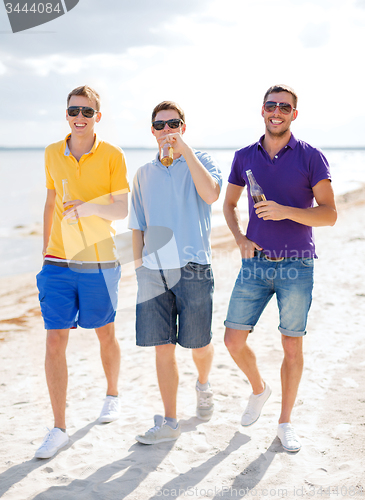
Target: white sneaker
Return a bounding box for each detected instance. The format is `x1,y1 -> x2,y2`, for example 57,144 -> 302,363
196,382 -> 214,421
136,415 -> 181,445
241,382 -> 272,426
35,428 -> 69,459
98,396 -> 120,423
277,423 -> 301,452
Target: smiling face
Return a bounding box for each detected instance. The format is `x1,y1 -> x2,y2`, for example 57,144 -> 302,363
261,91 -> 298,139
66,95 -> 101,138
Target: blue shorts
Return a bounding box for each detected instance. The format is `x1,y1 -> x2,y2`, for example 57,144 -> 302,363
224,253 -> 314,337
36,262 -> 121,330
135,262 -> 214,348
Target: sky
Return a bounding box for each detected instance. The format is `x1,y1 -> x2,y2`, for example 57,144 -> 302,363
1,0 -> 365,148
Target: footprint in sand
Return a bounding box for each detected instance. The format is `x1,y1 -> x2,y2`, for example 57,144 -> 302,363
342,377 -> 359,388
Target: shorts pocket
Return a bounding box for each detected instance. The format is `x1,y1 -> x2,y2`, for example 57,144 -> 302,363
300,258 -> 314,267
186,262 -> 212,278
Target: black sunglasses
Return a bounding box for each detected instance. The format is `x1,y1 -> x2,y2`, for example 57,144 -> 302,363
67,106 -> 99,118
264,101 -> 295,115
152,118 -> 183,130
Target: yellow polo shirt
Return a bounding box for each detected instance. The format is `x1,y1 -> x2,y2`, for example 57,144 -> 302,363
45,134 -> 129,262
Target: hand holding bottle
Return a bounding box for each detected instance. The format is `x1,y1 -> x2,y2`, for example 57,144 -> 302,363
62,179 -> 78,225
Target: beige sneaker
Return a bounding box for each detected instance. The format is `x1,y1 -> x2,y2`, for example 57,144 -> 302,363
136,415 -> 181,445
196,382 -> 214,421
277,423 -> 301,452
241,382 -> 272,426
98,396 -> 120,423
35,428 -> 69,459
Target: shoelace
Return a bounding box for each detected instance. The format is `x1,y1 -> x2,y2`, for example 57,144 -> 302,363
102,398 -> 119,413
146,422 -> 164,434
282,426 -> 297,442
243,395 -> 258,417
39,428 -> 55,448
197,392 -> 213,408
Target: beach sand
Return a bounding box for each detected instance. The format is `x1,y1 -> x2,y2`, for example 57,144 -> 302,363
0,187 -> 364,499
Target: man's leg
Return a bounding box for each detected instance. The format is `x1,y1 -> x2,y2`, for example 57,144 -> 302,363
45,329 -> 70,429
36,329 -> 70,458
192,343 -> 215,420
224,328 -> 264,394
192,342 -> 214,385
224,327 -> 271,426
155,343 -> 178,419
279,335 -> 303,423
95,322 -> 120,396
276,334 -> 303,452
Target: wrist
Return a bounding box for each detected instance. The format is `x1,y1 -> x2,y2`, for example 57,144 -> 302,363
235,232 -> 247,245
180,143 -> 193,159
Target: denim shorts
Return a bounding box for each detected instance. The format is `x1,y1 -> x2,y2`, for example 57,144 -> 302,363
135,262 -> 214,348
224,252 -> 314,337
36,262 -> 121,330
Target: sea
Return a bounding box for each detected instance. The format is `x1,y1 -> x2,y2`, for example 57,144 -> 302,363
0,147 -> 364,277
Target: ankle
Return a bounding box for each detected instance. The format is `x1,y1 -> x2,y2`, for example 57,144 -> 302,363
252,381 -> 265,395
196,379 -> 210,391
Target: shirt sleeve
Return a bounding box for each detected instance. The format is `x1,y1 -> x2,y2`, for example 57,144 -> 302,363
110,147 -> 130,196
196,151 -> 223,189
309,148 -> 332,188
128,169 -> 146,231
228,150 -> 247,187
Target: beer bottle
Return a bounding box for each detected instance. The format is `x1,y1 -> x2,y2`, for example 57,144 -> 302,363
160,142 -> 174,166
62,179 -> 78,225
246,169 -> 266,203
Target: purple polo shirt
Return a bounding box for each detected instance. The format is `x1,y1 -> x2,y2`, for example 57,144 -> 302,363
228,134 -> 331,258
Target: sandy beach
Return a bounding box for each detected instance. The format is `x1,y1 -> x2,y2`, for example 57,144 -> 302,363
0,187 -> 364,500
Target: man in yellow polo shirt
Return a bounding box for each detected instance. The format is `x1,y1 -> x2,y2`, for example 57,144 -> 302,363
35,85 -> 129,459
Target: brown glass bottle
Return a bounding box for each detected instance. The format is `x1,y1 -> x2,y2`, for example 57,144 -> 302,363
246,169 -> 266,203
62,179 -> 78,225
160,143 -> 173,166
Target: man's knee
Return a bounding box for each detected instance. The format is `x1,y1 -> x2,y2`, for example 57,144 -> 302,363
46,329 -> 69,354
155,343 -> 176,360
96,322 -> 116,344
192,343 -> 213,359
224,328 -> 250,353
282,335 -> 303,362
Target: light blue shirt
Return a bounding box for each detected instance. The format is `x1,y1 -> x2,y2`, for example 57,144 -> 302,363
129,151 -> 223,269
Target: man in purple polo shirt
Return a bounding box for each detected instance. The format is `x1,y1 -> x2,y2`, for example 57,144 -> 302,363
223,84 -> 337,452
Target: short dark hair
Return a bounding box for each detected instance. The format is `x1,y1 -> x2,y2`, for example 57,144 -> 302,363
151,101 -> 185,123
67,85 -> 101,111
263,84 -> 298,109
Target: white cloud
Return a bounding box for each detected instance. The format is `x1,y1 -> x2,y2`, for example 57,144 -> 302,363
0,0 -> 364,147
299,22 -> 331,48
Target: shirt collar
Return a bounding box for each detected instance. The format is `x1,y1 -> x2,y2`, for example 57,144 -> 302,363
63,133 -> 100,156
257,133 -> 297,152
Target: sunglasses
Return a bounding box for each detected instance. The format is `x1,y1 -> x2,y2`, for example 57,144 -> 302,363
67,106 -> 99,118
152,119 -> 183,130
264,101 -> 295,115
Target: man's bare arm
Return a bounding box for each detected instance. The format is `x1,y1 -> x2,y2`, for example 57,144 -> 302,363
159,133 -> 220,204
42,188 -> 56,256
254,179 -> 337,227
63,193 -> 129,222
223,183 -> 262,258
132,229 -> 144,269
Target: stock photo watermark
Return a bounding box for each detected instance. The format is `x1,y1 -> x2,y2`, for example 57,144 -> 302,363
3,0 -> 79,33
154,484 -> 364,497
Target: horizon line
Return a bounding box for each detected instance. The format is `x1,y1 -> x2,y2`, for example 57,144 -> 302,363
1,145 -> 365,151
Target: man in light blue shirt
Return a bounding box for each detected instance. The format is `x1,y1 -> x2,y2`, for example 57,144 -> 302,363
129,101 -> 222,444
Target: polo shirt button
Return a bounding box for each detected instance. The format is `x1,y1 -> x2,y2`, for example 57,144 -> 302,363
275,155 -> 278,159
